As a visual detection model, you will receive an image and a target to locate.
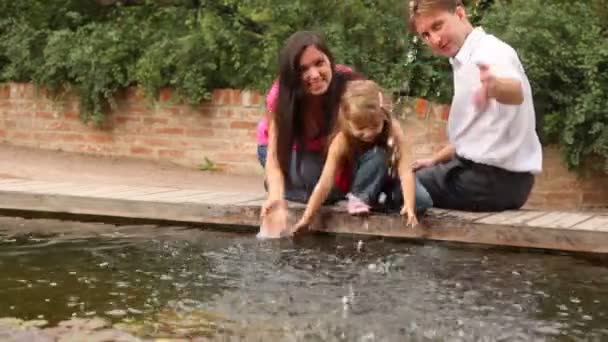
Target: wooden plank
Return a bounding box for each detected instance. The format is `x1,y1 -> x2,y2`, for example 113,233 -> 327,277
0,178 -> 30,185
573,216 -> 608,232
525,212 -> 571,228
475,211 -> 529,225
545,213 -> 595,229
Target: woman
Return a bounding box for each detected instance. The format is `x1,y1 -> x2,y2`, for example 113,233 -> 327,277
258,31 -> 390,238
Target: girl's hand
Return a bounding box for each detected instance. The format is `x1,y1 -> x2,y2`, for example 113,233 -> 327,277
291,218 -> 312,235
400,206 -> 419,228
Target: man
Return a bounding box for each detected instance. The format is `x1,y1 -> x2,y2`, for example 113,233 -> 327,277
408,0 -> 543,211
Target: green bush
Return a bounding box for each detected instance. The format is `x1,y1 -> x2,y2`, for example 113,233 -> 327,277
0,0 -> 606,172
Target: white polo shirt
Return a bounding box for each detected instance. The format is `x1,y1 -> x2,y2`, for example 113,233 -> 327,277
448,27 -> 543,174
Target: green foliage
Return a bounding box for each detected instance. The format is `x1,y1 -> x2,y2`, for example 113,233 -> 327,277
0,0 -> 606,172
482,0 -> 608,172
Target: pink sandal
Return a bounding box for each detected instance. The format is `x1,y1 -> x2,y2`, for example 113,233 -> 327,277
346,193 -> 371,215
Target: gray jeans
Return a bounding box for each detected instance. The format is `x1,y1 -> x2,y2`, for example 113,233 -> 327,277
416,156 -> 534,212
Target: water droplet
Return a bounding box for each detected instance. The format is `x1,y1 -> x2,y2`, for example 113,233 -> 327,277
50,282 -> 57,287
582,315 -> 593,321
98,262 -> 109,267
570,297 -> 581,304
105,309 -> 127,317
45,298 -> 50,302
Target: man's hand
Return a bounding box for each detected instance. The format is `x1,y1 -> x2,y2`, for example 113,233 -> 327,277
473,63 -> 496,112
412,158 -> 436,171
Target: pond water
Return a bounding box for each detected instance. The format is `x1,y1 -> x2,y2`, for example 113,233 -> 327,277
0,216 -> 607,341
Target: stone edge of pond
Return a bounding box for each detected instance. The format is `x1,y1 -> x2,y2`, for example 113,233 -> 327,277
1,190 -> 607,254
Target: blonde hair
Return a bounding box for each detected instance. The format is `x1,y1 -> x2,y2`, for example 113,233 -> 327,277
407,0 -> 464,32
339,80 -> 392,134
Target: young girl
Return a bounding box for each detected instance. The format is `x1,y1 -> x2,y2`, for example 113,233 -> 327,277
291,80 -> 433,233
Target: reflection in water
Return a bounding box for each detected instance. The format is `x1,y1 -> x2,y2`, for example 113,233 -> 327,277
0,216 -> 607,340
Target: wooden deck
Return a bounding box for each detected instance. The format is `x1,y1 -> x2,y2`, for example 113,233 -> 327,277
0,177 -> 606,253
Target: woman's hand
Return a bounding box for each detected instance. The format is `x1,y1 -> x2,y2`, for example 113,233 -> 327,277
258,199 -> 289,239
261,198 -> 286,217
400,206 -> 419,228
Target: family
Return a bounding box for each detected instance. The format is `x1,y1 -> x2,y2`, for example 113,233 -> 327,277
257,0 -> 543,238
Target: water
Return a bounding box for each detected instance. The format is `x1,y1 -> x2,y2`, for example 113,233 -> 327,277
0,216 -> 607,341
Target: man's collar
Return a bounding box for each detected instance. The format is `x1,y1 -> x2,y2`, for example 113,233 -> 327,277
450,27 -> 485,66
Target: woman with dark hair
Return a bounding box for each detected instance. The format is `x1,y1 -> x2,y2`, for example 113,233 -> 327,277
257,31 -> 390,237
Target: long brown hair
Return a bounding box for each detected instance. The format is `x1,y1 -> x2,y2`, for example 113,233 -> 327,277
274,31 -> 361,181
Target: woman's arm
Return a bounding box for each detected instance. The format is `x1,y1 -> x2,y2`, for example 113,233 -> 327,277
293,133 -> 348,231
391,119 -> 419,227
263,116 -> 285,207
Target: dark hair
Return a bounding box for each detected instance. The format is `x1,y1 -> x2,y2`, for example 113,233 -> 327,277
274,31 -> 361,180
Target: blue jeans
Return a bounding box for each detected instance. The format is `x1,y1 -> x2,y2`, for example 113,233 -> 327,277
381,176 -> 434,213
257,145 -> 267,168
257,144 -> 433,211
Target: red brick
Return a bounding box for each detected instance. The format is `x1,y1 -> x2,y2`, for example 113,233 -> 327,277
10,131 -> 32,140
10,83 -> 35,99
143,117 -> 169,125
185,128 -> 214,138
0,85 -> 9,99
115,116 -> 141,124
125,87 -> 145,103
242,91 -> 262,107
130,146 -> 154,155
141,138 -> 173,147
59,133 -> 84,142
163,107 -> 182,116
0,129 -> 5,138
230,120 -> 258,130
63,112 -> 80,120
87,133 -> 114,143
35,111 -> 54,119
582,192 -> 608,205
45,121 -> 72,131
125,105 -> 150,116
154,127 -> 184,135
415,98 -> 428,119
230,89 -> 242,105
5,120 -> 17,129
215,152 -> 257,163
441,105 -> 450,121
158,149 -> 186,158
159,88 -> 173,102
211,89 -> 229,106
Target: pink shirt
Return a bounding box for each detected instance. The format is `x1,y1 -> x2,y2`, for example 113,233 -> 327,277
256,64 -> 354,145
257,65 -> 355,193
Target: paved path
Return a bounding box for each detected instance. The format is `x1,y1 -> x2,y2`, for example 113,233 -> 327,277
1,176 -> 607,254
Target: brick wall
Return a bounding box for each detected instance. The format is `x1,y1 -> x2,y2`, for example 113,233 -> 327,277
0,82 -> 606,209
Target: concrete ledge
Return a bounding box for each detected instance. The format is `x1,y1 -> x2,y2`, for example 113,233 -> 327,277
0,178 -> 607,254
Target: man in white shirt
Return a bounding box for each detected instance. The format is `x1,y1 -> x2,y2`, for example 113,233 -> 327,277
407,0 -> 543,211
